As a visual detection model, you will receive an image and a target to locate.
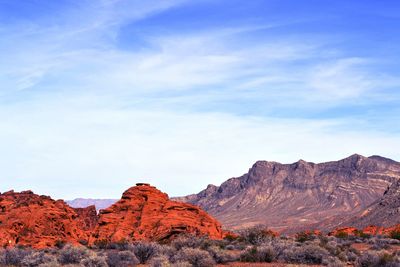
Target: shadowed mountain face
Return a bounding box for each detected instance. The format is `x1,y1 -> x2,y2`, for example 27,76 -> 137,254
344,179 -> 400,229
175,154 -> 400,233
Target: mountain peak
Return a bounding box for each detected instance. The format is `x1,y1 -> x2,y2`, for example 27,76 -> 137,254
179,154 -> 400,232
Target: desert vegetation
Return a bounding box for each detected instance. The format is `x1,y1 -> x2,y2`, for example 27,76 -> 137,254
2,226 -> 400,267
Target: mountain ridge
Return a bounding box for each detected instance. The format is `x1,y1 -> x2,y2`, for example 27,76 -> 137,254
175,154 -> 400,233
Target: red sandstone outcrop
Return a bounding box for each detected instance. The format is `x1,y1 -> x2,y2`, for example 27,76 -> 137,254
0,185 -> 224,248
0,190 -> 96,248
328,224 -> 400,237
90,184 -> 223,244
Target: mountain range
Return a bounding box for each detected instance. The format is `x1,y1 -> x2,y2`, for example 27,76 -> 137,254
176,154 -> 400,232
66,154 -> 400,233
66,198 -> 117,211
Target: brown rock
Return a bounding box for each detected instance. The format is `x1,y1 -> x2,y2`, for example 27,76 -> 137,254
176,154 -> 400,233
90,184 -> 223,244
0,191 -> 96,248
343,179 -> 400,228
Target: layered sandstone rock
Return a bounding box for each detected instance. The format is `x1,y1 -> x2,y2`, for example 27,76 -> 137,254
0,190 -> 96,248
0,185 -> 223,248
90,184 -> 223,244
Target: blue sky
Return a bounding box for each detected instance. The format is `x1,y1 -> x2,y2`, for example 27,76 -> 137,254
0,0 -> 400,199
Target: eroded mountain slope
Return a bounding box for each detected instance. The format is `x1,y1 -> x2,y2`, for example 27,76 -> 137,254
176,154 -> 400,232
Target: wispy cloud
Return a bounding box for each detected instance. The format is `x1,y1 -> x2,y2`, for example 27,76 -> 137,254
1,96 -> 399,199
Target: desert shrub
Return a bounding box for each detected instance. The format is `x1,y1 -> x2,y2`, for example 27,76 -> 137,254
320,240 -> 339,255
173,247 -> 215,267
131,242 -> 160,264
390,230 -> 400,240
335,231 -> 349,239
240,245 -> 276,263
346,251 -> 359,262
171,235 -> 210,250
171,261 -> 192,267
0,248 -> 31,266
267,238 -> 296,259
78,239 -> 89,246
55,239 -> 67,249
322,256 -> 345,267
225,244 -> 235,250
353,230 -> 371,239
370,238 -> 390,250
21,251 -> 56,267
207,245 -> 237,263
93,239 -> 110,249
81,254 -> 108,267
239,225 -> 276,245
281,244 -> 330,264
150,255 -> 171,267
388,238 -> 400,245
38,261 -> 60,267
106,250 -> 139,267
296,231 -> 317,243
224,233 -> 239,242
109,239 -> 130,250
58,244 -> 88,264
355,251 -> 399,267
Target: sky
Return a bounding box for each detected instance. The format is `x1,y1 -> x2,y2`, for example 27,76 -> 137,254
0,0 -> 400,199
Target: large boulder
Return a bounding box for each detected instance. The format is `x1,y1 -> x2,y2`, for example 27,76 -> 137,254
90,184 -> 223,244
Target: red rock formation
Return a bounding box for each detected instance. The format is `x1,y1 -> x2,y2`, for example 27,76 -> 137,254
73,206 -> 98,231
328,224 -> 400,237
0,190 -> 96,248
90,184 -> 223,244
362,225 -> 385,235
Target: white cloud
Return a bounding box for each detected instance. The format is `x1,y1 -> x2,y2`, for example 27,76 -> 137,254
307,58 -> 375,99
0,94 -> 399,199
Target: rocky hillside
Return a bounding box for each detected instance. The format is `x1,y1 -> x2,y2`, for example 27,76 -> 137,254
176,154 -> 400,233
344,178 -> 400,229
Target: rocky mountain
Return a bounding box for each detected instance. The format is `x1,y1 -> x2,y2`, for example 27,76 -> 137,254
0,184 -> 223,248
344,178 -> 400,229
176,154 -> 400,233
0,190 -> 97,248
90,183 -> 223,244
67,198 -> 117,211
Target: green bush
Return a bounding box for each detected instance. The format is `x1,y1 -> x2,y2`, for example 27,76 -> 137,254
390,230 -> 400,240
335,231 -> 349,239
295,231 -> 316,243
